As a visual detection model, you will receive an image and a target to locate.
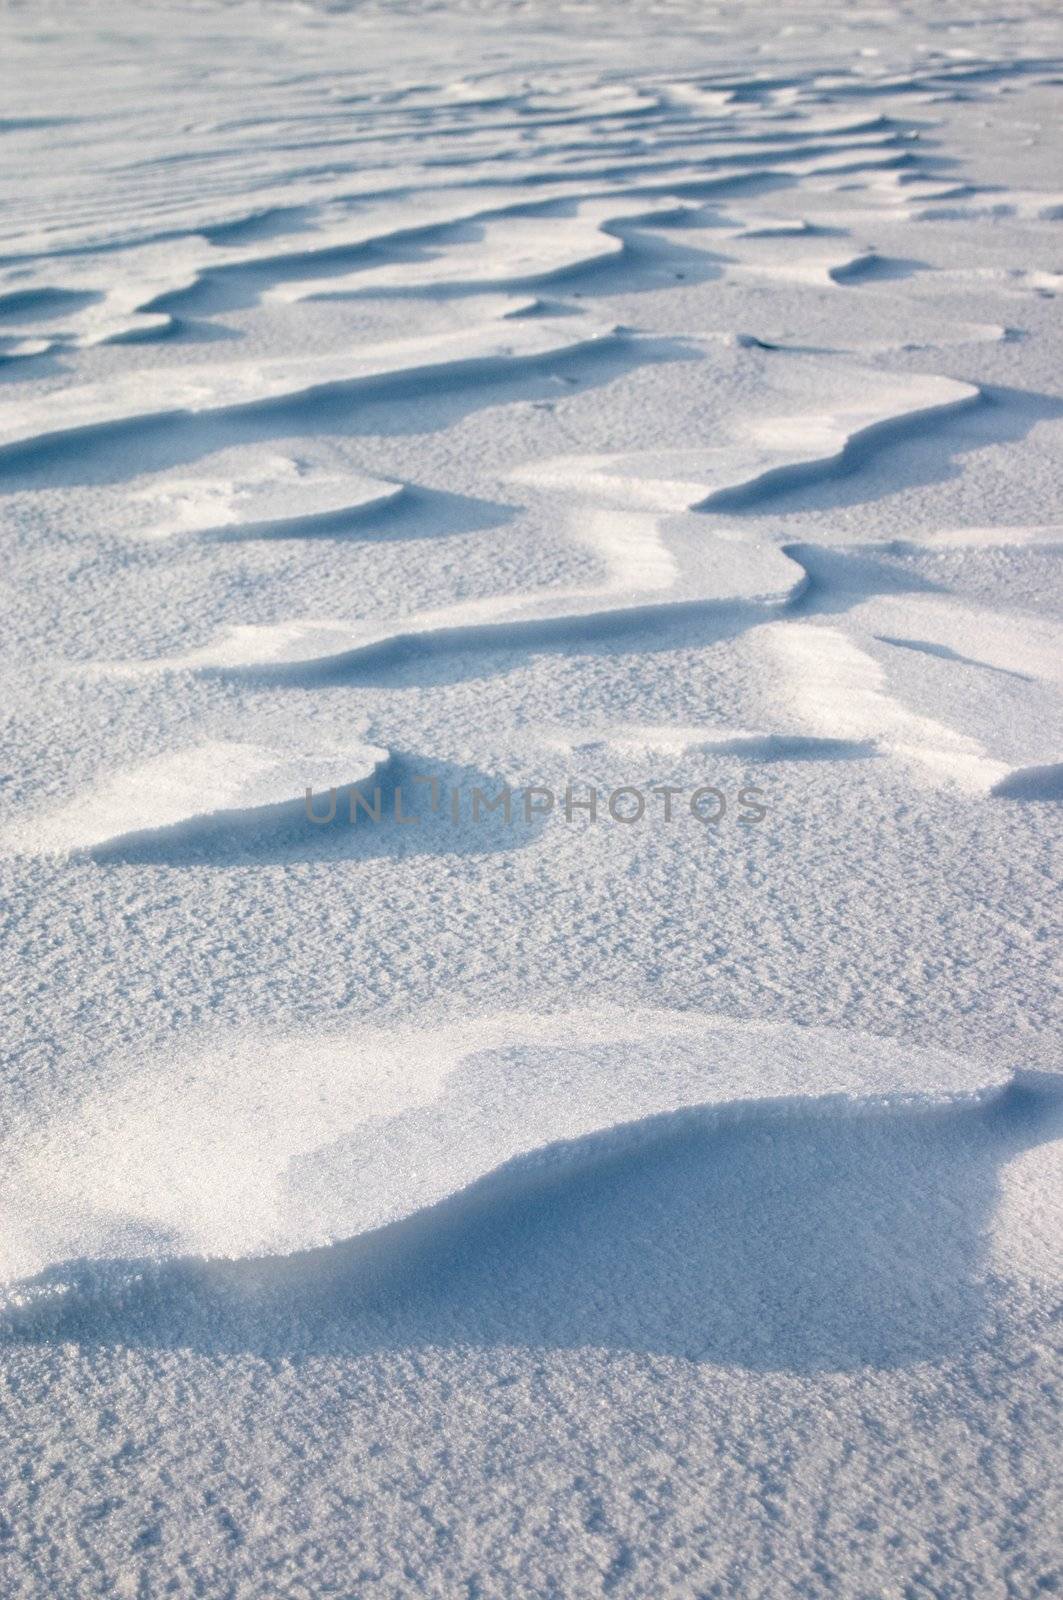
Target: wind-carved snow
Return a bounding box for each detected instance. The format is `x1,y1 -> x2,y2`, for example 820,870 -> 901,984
1,2 -> 1061,1591
0,1010 -> 1009,1289
125,447 -> 402,541
265,201 -> 646,301
0,741 -> 387,857
761,624 -> 1011,792
85,364 -> 975,679
0,309 -> 618,454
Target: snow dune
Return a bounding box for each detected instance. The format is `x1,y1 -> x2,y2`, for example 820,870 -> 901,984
76,364 -> 976,683
4,1013 -> 1061,1380
125,447 -> 403,542
0,1008 -> 1019,1292
0,310 -> 619,457
0,741 -> 387,858
0,0 -> 1061,1593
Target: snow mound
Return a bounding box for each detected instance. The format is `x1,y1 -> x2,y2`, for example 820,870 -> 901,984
0,1011 -> 1008,1291
0,740 -> 387,857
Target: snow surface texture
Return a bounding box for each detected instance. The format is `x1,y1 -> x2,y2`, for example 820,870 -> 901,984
0,0 -> 1061,1594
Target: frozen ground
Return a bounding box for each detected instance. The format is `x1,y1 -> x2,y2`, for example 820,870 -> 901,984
0,0 -> 1061,1593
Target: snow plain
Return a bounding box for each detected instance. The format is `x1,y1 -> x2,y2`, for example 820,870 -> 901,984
0,0 -> 1061,1594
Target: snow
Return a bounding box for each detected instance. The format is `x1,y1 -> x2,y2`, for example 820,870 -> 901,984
0,740 -> 388,858
0,0 -> 1061,1594
0,1010 -> 1004,1286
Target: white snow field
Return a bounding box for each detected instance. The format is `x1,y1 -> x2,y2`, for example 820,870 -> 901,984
1,0 -> 1062,1592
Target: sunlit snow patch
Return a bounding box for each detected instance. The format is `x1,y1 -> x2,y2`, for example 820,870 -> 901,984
125,445 -> 402,541
0,740 -> 387,857
0,1010 -> 1010,1291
